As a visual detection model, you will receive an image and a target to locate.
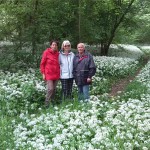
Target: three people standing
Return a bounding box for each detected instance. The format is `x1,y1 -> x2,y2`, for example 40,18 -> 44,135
40,40 -> 96,107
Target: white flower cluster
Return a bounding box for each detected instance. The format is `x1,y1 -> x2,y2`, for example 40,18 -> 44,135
1,49 -> 149,149
13,95 -> 149,149
0,70 -> 45,101
136,61 -> 150,88
91,56 -> 139,95
94,56 -> 138,77
12,60 -> 150,149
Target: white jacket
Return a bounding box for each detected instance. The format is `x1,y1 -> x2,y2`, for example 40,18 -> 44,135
59,51 -> 75,79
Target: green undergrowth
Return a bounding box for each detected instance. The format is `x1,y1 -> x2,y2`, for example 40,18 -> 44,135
119,81 -> 148,101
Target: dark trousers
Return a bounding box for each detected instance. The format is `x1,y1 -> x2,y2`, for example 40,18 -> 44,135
60,78 -> 74,100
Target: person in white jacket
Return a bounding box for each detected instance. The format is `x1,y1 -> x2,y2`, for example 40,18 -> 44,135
59,40 -> 75,100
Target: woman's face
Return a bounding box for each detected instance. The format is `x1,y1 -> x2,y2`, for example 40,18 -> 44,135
51,42 -> 58,51
63,44 -> 71,52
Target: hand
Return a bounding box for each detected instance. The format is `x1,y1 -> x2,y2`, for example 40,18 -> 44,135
42,74 -> 45,80
87,78 -> 92,83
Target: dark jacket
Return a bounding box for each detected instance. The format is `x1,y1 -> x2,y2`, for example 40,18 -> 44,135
73,51 -> 96,85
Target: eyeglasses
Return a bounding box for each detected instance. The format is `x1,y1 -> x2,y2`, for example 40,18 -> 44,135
64,45 -> 70,47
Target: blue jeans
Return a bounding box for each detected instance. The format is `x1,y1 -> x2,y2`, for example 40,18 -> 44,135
78,85 -> 89,101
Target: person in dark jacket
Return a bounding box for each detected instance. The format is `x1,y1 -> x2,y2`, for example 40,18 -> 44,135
73,43 -> 96,101
40,40 -> 60,107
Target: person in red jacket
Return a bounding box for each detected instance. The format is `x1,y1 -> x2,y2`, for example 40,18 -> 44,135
40,40 -> 60,107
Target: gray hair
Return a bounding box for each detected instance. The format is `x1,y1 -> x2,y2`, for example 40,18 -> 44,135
77,43 -> 85,48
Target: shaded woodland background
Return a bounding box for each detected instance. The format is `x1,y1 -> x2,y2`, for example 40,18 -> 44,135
0,0 -> 150,70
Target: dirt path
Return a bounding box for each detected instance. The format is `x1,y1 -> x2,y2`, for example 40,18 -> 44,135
109,57 -> 149,97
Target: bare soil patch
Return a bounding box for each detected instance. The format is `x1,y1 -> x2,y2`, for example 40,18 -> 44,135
109,57 -> 149,97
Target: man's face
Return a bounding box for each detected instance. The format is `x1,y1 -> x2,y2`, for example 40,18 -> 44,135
51,42 -> 58,51
77,44 -> 85,54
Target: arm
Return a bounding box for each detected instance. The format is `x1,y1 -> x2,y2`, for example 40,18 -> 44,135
72,56 -> 76,78
58,53 -> 61,65
88,54 -> 96,78
40,51 -> 47,80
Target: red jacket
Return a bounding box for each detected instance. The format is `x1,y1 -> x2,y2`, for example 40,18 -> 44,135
40,48 -> 60,80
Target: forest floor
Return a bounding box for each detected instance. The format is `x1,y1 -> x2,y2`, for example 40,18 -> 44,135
109,57 -> 149,97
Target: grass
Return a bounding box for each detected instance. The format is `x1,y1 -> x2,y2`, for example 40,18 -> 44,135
0,115 -> 15,149
119,81 -> 148,101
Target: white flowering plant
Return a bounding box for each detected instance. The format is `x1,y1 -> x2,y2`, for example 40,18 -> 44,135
0,46 -> 150,150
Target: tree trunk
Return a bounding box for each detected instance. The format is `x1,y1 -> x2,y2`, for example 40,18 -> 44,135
100,0 -> 135,56
78,0 -> 81,42
31,0 -> 39,56
100,42 -> 109,56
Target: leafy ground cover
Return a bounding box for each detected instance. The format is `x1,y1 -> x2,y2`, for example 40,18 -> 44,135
1,59 -> 148,150
0,46 -> 150,150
